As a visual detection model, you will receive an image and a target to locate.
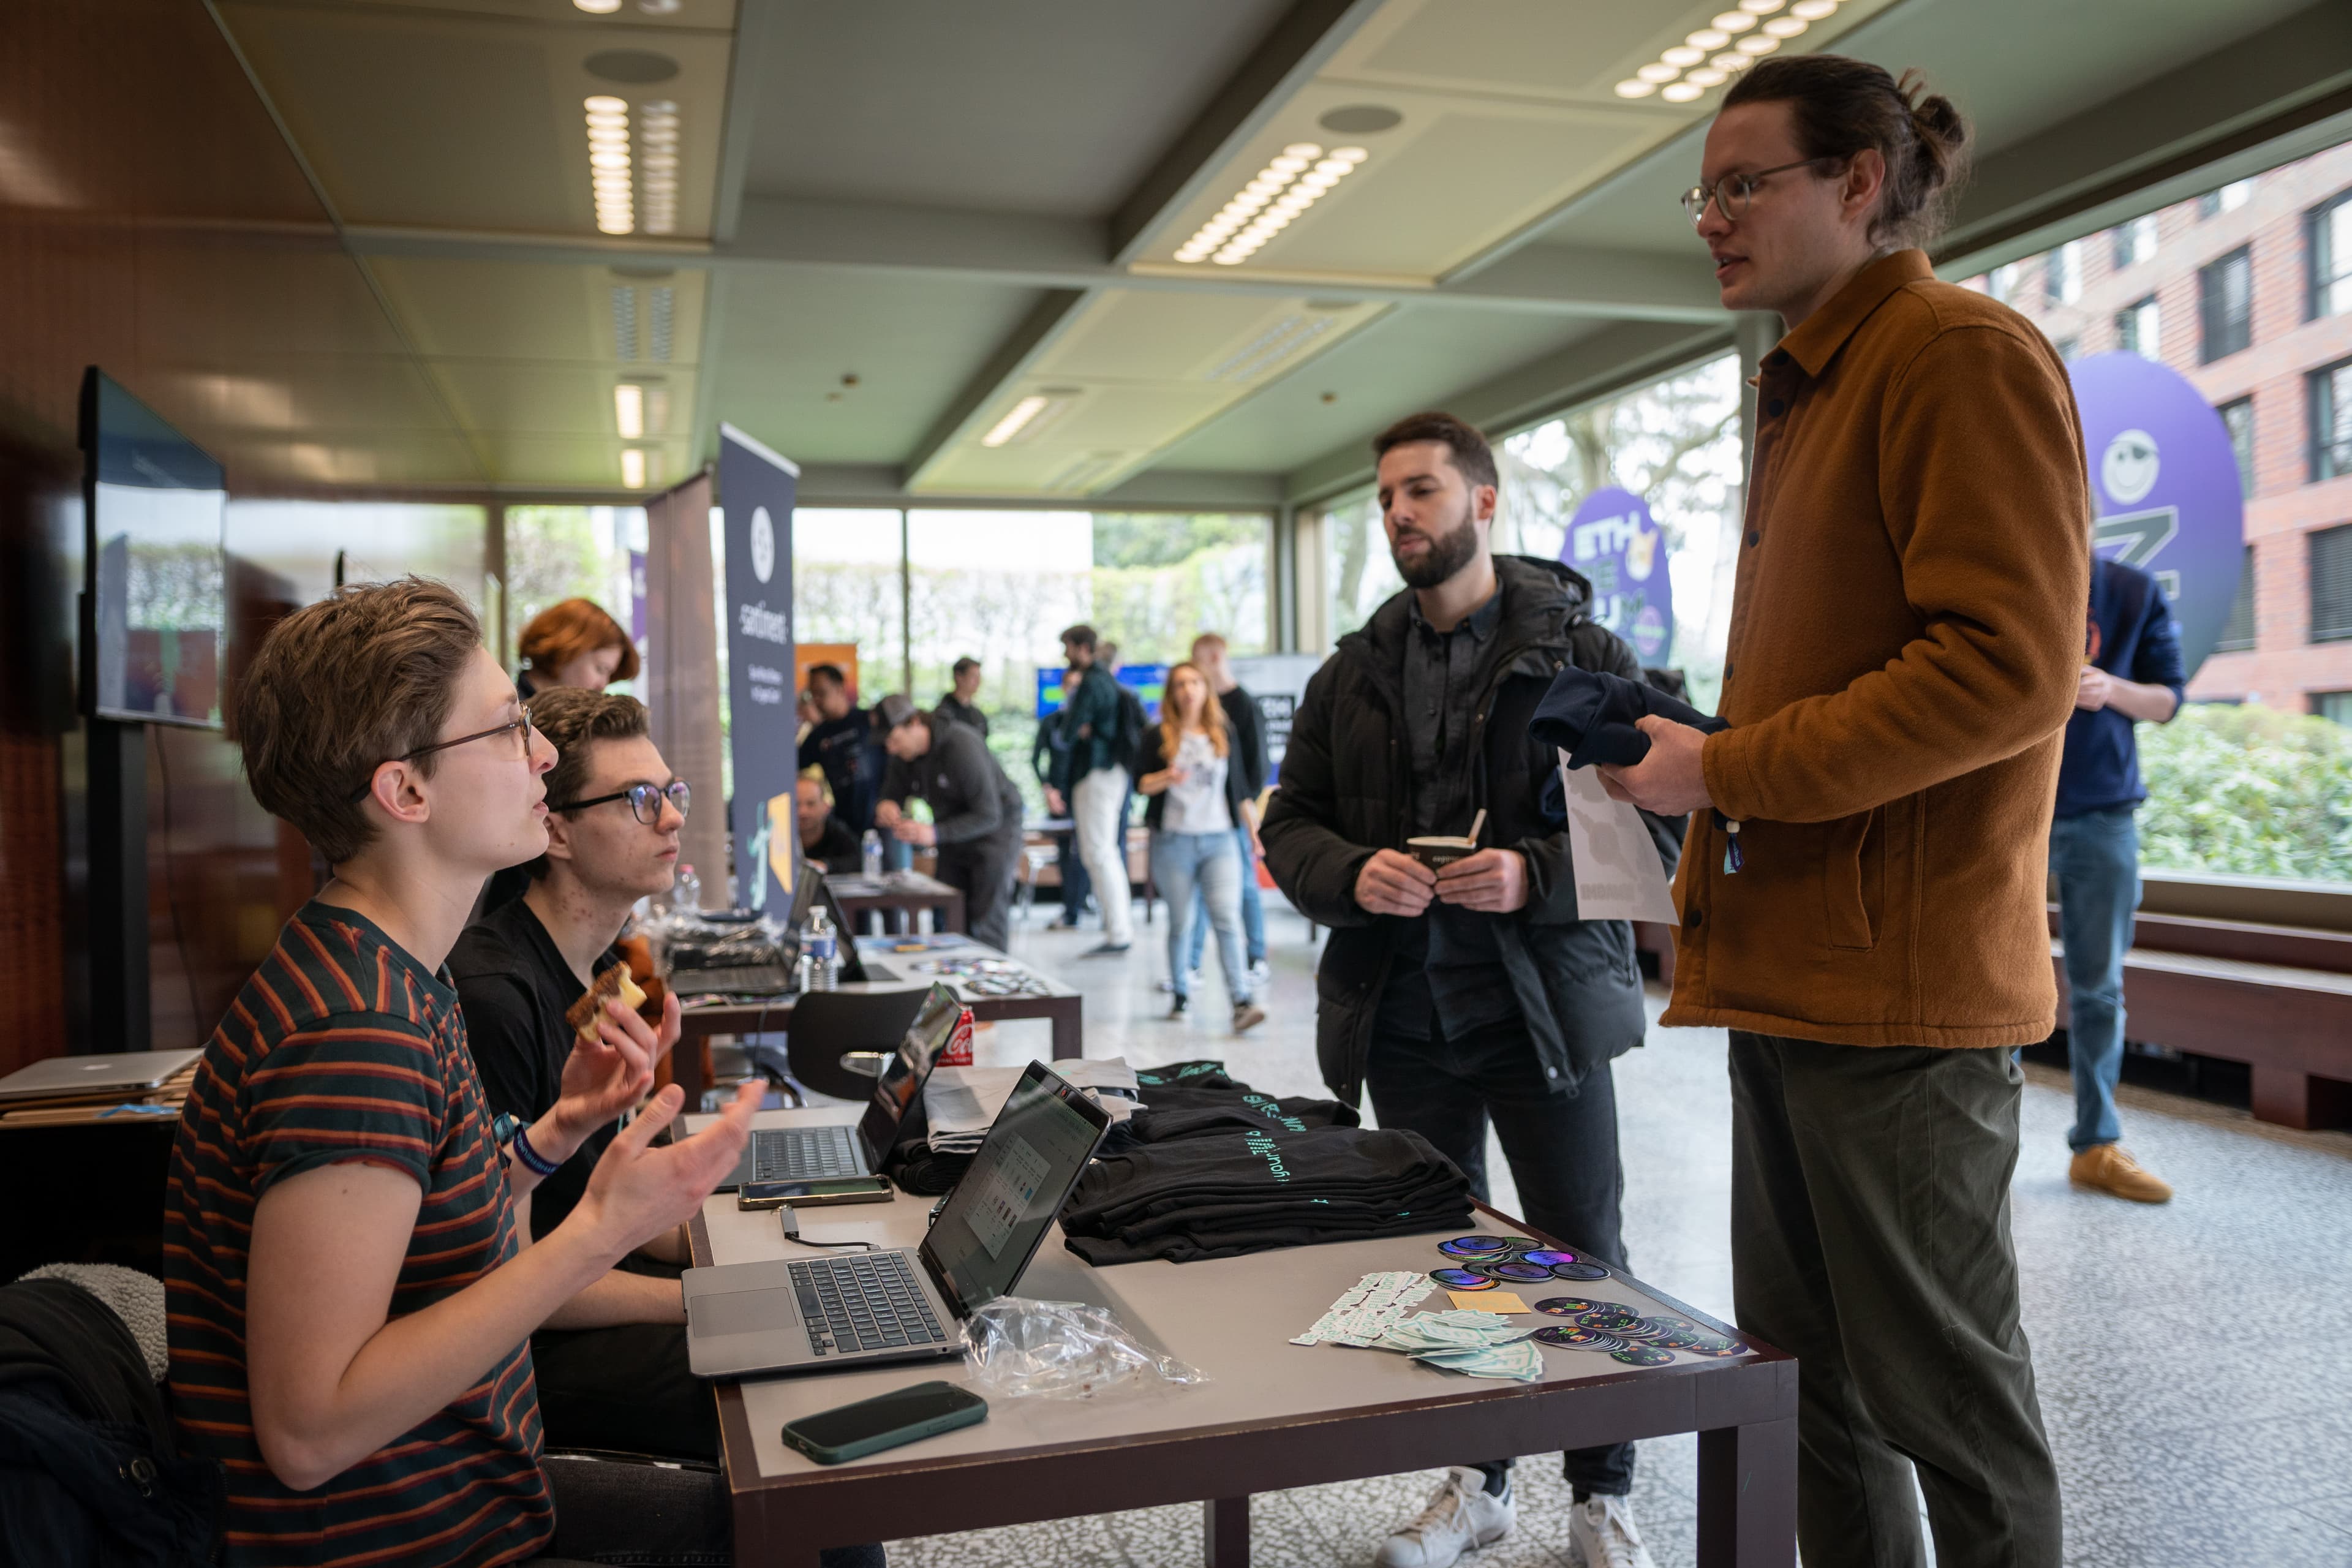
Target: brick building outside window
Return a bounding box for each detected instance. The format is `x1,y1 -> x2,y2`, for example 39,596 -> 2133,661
1966,140 -> 2352,722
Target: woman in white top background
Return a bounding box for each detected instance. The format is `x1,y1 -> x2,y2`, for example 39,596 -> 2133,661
1136,662 -> 1266,1034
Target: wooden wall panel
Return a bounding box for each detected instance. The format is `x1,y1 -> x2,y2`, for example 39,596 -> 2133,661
0,1 -> 420,1069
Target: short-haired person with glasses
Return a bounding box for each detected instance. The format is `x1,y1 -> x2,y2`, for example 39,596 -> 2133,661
160,579 -> 834,1568
1600,57 -> 2079,1567
450,685 -> 714,1465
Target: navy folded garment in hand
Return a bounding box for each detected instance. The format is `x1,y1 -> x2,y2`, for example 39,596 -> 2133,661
1529,667 -> 1727,772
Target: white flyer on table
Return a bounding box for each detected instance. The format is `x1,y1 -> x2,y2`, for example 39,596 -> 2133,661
1556,747 -> 1680,924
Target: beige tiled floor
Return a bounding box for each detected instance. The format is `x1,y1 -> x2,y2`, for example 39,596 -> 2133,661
868,896 -> 2352,1567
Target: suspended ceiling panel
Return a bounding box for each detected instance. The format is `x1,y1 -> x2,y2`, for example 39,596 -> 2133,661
218,0 -> 729,238
1156,306 -> 1612,473
1132,0 -> 1900,283
372,259 -> 706,366
915,289 -> 1387,496
742,0 -> 1293,215
706,271 -> 1055,467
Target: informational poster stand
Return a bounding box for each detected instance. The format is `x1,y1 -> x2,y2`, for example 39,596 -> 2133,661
718,423 -> 799,915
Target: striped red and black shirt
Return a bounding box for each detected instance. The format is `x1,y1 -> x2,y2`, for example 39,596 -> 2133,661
164,901 -> 554,1567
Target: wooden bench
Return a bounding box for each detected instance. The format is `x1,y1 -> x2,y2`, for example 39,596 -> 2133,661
2050,910 -> 2352,1131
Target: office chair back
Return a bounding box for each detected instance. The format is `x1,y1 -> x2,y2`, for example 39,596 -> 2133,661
785,988 -> 931,1103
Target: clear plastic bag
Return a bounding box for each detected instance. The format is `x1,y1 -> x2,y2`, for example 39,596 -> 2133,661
960,1296 -> 1208,1401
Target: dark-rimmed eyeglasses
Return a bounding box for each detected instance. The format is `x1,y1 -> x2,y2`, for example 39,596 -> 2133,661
348,709 -> 537,804
549,778 -> 692,826
1679,157 -> 1844,225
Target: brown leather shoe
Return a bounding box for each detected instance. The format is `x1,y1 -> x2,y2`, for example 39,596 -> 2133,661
2068,1144 -> 2173,1204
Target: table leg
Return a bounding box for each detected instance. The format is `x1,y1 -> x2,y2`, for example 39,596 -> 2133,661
1050,1000 -> 1081,1060
1695,1417 -> 1796,1567
1204,1494 -> 1250,1568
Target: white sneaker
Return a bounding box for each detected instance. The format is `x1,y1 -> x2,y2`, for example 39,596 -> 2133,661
1374,1467 -> 1513,1568
1567,1494 -> 1656,1568
1248,959 -> 1271,985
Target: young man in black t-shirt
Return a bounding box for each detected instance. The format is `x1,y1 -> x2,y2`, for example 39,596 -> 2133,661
450,686 -> 713,1461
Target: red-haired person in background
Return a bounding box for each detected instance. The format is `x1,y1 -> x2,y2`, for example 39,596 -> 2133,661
518,597 -> 639,698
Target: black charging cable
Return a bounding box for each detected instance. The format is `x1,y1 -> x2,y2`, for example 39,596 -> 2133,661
777,1206 -> 873,1251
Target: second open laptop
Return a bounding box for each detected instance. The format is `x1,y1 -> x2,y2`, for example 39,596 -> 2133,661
715,981 -> 961,1192
684,1058 -> 1113,1378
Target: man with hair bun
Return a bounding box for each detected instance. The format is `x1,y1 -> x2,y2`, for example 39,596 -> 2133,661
1600,56 -> 2077,1566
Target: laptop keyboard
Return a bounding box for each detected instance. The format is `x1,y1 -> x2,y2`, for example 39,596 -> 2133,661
791,1253 -> 948,1357
752,1125 -> 862,1182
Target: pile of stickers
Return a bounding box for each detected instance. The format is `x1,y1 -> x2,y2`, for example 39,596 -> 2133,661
1431,1236 -> 1744,1366
1525,1297 -> 1743,1365
1429,1232 -> 1610,1290
1292,1273 -> 1542,1381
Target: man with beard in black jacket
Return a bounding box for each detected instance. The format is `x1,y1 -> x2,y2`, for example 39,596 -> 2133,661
1261,411 -> 1680,1568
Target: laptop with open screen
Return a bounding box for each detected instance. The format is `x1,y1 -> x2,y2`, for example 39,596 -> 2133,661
715,982 -> 961,1191
684,1058 -> 1111,1378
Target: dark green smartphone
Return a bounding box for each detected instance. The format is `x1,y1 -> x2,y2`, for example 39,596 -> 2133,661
778,1380 -> 987,1465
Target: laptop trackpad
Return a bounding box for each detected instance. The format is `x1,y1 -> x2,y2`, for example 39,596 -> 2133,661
692,1287 -> 795,1337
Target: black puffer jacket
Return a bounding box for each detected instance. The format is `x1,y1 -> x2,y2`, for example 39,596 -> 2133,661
1261,556 -> 1681,1106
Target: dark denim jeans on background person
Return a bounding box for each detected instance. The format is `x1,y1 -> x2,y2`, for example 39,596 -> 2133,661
1366,1018 -> 1634,1500
2048,805 -> 2139,1153
1185,823 -> 1267,971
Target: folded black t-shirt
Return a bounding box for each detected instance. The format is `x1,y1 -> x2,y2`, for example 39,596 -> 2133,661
1061,1124 -> 1471,1265
1528,666 -> 1727,772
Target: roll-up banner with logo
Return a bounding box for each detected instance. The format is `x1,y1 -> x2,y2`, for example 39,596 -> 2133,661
1561,486 -> 1674,667
718,421 -> 799,915
2065,353 -> 2245,677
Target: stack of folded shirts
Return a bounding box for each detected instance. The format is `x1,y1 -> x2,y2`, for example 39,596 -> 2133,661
1060,1123 -> 1472,1265
1100,1093 -> 1357,1154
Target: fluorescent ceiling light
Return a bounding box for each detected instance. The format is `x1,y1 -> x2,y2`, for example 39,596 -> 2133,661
1790,0 -> 1837,15
574,0 -> 621,10
1686,67 -> 1728,86
1763,16 -> 1808,36
980,391 -> 1079,448
1713,10 -> 1758,29
1736,32 -> 1780,53
585,96 -> 632,235
620,448 -> 647,488
1661,81 -> 1705,102
1172,140 -> 1365,263
1614,79 -> 1657,97
614,383 -> 645,439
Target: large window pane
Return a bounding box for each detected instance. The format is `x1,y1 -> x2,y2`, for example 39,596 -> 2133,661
793,508 -> 905,698
504,504 -> 646,693
2198,246 -> 2253,363
1322,491 -> 1403,644
905,510 -> 1268,811
1499,356 -> 1744,712
2306,190 -> 2351,319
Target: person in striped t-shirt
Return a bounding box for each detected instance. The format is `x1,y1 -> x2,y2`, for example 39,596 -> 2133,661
163,578 -> 775,1568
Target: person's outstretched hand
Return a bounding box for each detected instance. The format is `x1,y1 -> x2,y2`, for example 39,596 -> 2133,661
571,1079 -> 762,1260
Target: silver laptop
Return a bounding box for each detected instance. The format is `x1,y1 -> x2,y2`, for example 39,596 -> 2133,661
717,984 -> 961,1191
0,1049 -> 203,1103
684,1059 -> 1112,1378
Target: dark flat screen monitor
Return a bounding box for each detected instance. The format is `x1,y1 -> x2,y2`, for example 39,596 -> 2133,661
80,369 -> 227,728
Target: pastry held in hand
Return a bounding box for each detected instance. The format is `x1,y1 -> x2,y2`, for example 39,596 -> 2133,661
565,962 -> 648,1040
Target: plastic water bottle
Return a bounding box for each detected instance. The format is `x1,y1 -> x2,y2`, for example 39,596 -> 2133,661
861,829 -> 883,878
673,861 -> 701,913
802,905 -> 839,992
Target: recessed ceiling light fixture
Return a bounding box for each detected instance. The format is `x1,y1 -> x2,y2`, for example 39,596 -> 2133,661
620,447 -> 647,488
614,383 -> 645,439
1616,0 -> 1833,94
1205,313 -> 1340,382
639,99 -> 679,236
573,0 -> 620,10
585,95 -> 632,235
980,389 -> 1080,448
1172,142 -> 1368,265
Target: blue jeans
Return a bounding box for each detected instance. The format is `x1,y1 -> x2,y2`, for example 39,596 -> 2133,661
1151,829 -> 1247,1005
1185,823 -> 1266,971
2048,806 -> 2139,1153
